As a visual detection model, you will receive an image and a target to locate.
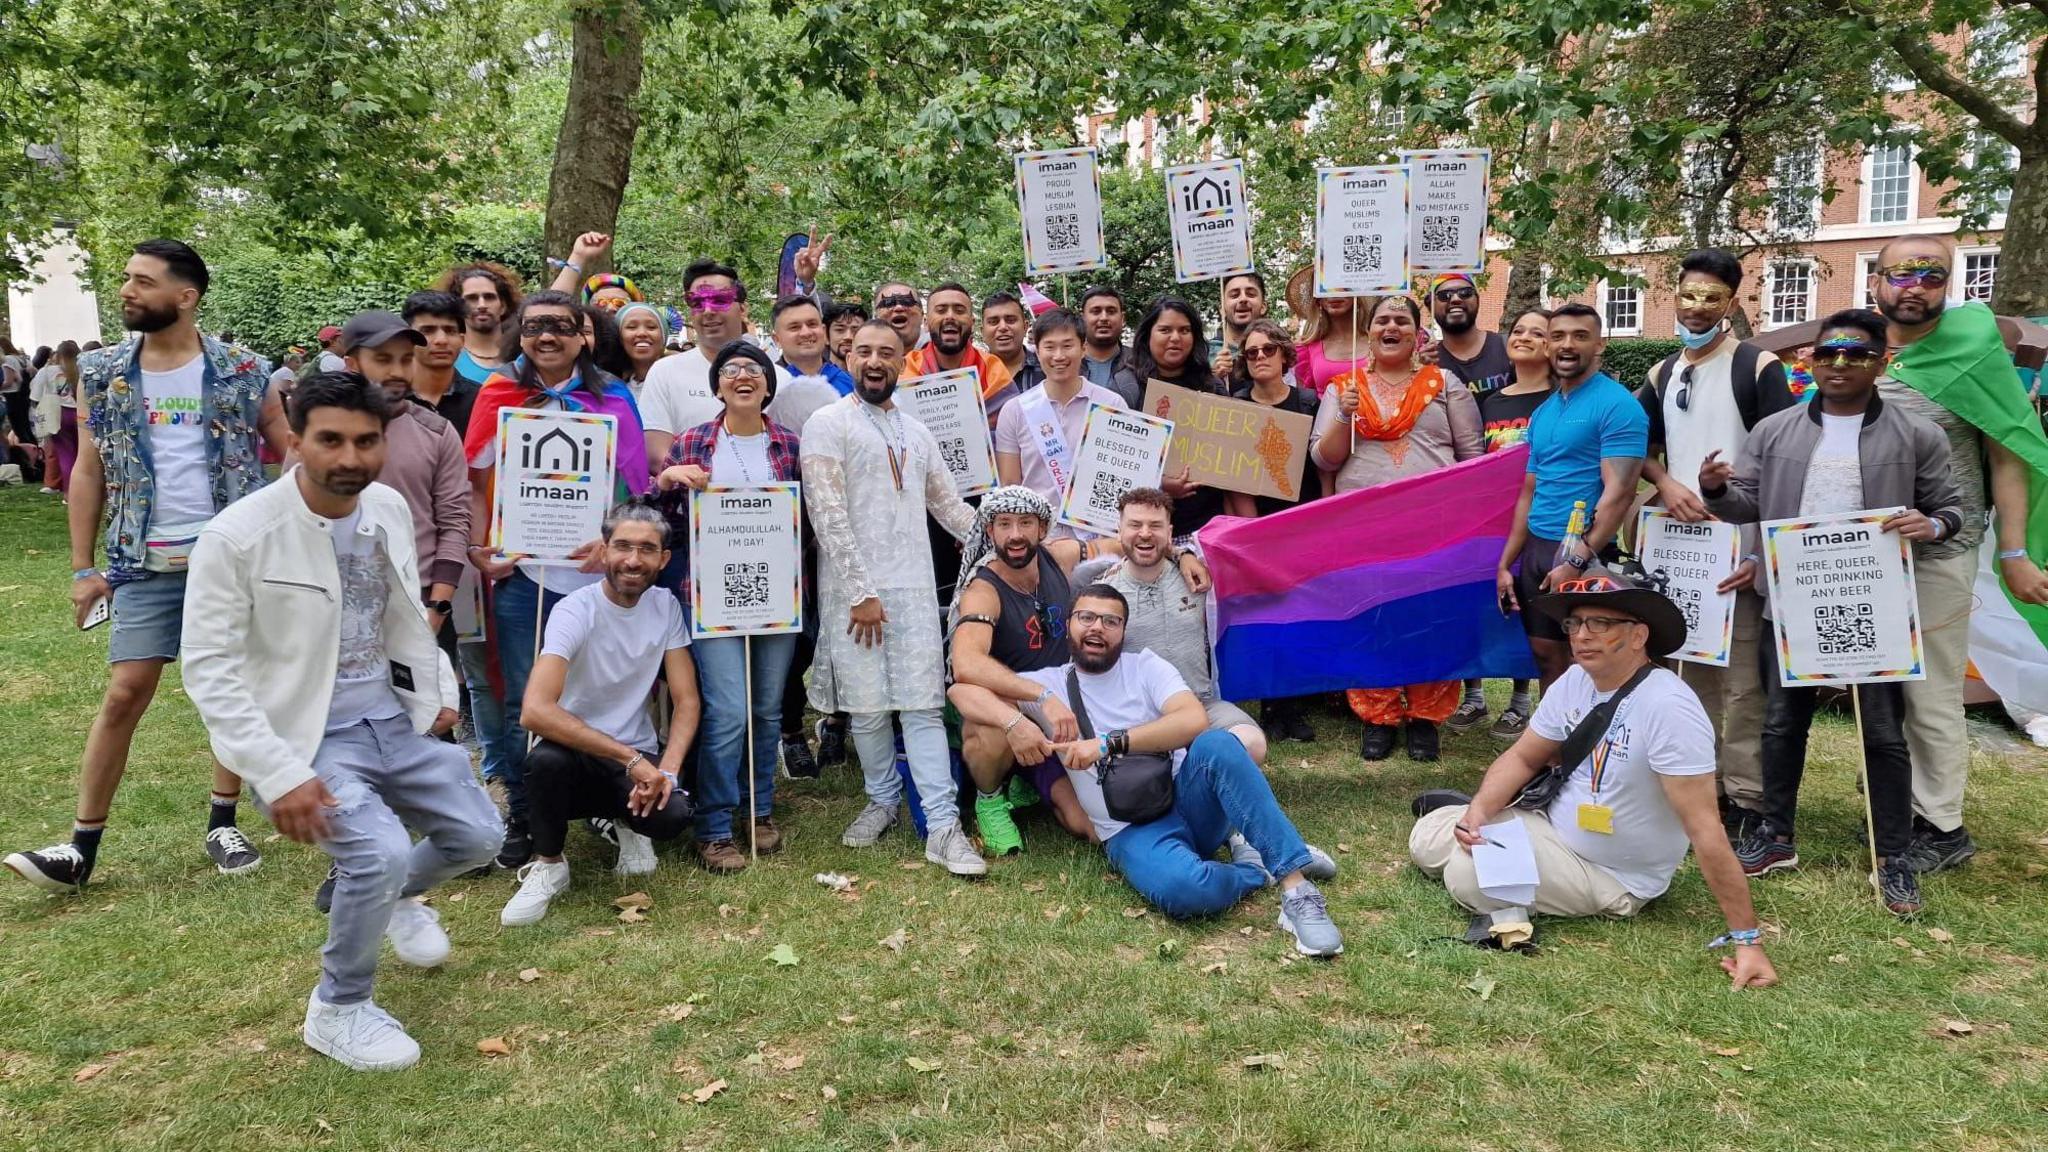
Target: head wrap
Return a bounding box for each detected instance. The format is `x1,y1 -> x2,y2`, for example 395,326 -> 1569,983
945,485 -> 1055,631
614,301 -> 670,338
710,339 -> 780,406
582,273 -> 645,305
1426,272 -> 1476,296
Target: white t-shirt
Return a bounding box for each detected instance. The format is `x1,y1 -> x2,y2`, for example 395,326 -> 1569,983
141,355 -> 216,530
1799,412 -> 1865,517
1529,664 -> 1717,899
1019,650 -> 1194,843
639,346 -> 723,436
318,351 -> 347,373
710,428 -> 775,485
269,365 -> 296,394
326,507 -> 406,730
767,366 -> 843,434
1661,340 -> 1757,498
540,581 -> 690,752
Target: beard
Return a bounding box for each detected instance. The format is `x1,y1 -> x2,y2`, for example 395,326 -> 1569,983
933,325 -> 969,356
856,375 -> 898,406
1436,310 -> 1475,336
997,539 -> 1041,570
1878,293 -> 1945,325
316,468 -> 373,497
1073,638 -> 1122,674
123,301 -> 180,333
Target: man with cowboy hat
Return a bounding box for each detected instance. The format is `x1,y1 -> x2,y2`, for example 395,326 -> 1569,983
1406,572 -> 1778,989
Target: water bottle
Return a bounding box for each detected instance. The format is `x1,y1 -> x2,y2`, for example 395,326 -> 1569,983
1558,499 -> 1589,577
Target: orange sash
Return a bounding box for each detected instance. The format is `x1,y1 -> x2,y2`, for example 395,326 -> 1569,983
1342,364 -> 1446,442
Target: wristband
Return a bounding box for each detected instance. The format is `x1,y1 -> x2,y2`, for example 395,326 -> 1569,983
1707,927 -> 1763,948
1999,548 -> 2030,561
547,257 -> 584,274
1107,728 -> 1130,756
1002,713 -> 1027,735
660,770 -> 679,788
1098,735 -> 1111,762
623,751 -> 647,774
1742,553 -> 1760,567
1035,687 -> 1053,706
72,567 -> 99,582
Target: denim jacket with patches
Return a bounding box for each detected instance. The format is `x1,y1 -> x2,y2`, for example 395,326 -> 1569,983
80,334 -> 272,582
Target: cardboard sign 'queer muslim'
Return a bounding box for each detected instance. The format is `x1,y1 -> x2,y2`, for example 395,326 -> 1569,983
1015,148 -> 1107,276
894,368 -> 998,496
1143,379 -> 1312,501
1058,403 -> 1174,537
1636,509 -> 1739,667
690,483 -> 803,638
1314,164 -> 1410,298
491,408 -> 618,561
1165,158 -> 1255,283
1401,148 -> 1491,274
1762,508 -> 1925,686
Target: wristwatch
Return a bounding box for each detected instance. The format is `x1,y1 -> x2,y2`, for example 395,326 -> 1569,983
1565,551 -> 1593,571
423,598 -> 454,616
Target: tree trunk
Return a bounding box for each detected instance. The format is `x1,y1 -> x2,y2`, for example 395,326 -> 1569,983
1992,146 -> 2048,318
542,1 -> 647,275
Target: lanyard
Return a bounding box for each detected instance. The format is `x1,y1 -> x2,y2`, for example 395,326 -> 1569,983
1584,693 -> 1637,799
861,403 -> 907,491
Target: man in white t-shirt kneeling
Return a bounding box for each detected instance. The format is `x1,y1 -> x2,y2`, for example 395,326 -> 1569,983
1407,573 -> 1779,990
501,503 -> 702,926
949,584 -> 1344,957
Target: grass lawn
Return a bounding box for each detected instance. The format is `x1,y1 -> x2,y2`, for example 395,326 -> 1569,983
2,485 -> 2046,1151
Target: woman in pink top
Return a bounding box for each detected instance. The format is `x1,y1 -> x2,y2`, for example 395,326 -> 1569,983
1294,296 -> 1366,395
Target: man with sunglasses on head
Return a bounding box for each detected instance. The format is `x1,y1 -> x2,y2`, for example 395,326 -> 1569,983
1407,573 -> 1776,987
642,259 -> 753,471
1701,307 -> 1961,916
1631,249 -> 1797,841
1870,236 -> 2048,876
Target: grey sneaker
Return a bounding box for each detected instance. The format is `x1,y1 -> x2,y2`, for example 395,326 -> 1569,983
1277,881 -> 1343,958
1301,844 -> 1338,882
924,822 -> 989,877
1225,833 -> 1271,884
205,826 -> 263,876
841,802 -> 900,848
1903,824 -> 1977,875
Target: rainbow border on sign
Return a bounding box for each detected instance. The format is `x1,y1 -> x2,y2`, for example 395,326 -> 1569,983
1762,512 -> 1926,684
1015,148 -> 1108,277
1313,163 -> 1411,299
689,482 -> 804,637
1399,148 -> 1492,275
489,406 -> 620,557
1164,158 -> 1256,284
1056,401 -> 1175,537
1638,507 -> 1738,665
899,367 -> 1000,497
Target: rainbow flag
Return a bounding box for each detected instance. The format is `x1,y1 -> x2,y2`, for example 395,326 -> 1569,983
1201,447 -> 1539,699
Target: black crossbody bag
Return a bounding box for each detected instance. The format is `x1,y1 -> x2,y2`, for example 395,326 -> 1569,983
1066,667 -> 1177,825
1511,664 -> 1656,810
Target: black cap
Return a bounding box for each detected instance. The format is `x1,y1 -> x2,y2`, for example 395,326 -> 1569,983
338,310 -> 426,355
1531,571 -> 1689,658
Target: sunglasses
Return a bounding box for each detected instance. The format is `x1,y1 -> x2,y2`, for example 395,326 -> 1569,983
1675,364 -> 1694,412
1432,287 -> 1478,303
1070,609 -> 1125,629
1810,343 -> 1885,369
520,317 -> 581,338
686,288 -> 741,311
1242,344 -> 1285,361
1880,264 -> 1949,290
1561,615 -> 1639,636
717,362 -> 768,382
877,293 -> 920,310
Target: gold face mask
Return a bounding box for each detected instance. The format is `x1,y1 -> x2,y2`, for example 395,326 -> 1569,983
1676,287 -> 1733,309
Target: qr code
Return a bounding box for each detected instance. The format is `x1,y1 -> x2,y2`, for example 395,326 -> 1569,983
1341,235 -> 1381,274
1045,212 -> 1082,252
1085,471 -> 1130,517
938,437 -> 970,477
723,561 -> 770,610
1814,602 -> 1877,655
1669,586 -> 1702,634
1420,214 -> 1460,256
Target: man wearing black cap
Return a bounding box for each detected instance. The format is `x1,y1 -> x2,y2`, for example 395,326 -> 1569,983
1408,573 -> 1777,989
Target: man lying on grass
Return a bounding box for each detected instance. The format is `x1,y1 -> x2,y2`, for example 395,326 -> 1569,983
1407,572 -> 1779,989
949,584 -> 1344,957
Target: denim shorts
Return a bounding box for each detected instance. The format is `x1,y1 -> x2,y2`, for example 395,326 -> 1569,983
109,571 -> 188,664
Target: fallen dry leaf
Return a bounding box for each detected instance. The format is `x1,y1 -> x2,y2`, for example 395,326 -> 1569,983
1145,1120 -> 1170,1137
1336,843 -> 1353,853
898,860 -> 925,870
1465,972 -> 1497,1002
1943,1019 -> 1975,1036
1828,954 -> 1850,964
690,1078 -> 729,1103
1713,1047 -> 1742,1058
518,968 -> 542,983
905,1056 -> 942,1073
821,1085 -> 839,1101
956,943 -> 978,957
614,891 -> 652,910
1926,928 -> 1954,943
1121,906 -> 1148,919
880,927 -> 910,952
446,891 -> 464,902
72,1063 -> 108,1083
1043,903 -> 1068,920
315,1118 -> 334,1133
777,1053 -> 806,1071
663,1003 -> 696,1021
477,1037 -> 513,1057
1241,1053 -> 1283,1069
617,905 -> 647,924
1024,882 -> 1047,893
1202,962 -> 1228,975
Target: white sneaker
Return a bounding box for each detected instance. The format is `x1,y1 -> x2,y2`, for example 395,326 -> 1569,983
303,993 -> 421,1071
385,897 -> 450,967
924,822 -> 988,878
613,827 -> 657,876
500,859 -> 572,926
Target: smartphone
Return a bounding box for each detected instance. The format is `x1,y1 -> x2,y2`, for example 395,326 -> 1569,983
80,596 -> 110,631
1497,591 -> 1515,616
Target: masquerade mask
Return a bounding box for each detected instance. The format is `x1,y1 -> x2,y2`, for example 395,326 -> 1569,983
1880,259 -> 1949,290
687,286 -> 742,312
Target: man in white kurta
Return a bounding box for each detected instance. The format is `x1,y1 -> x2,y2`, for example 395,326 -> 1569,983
801,320 -> 987,876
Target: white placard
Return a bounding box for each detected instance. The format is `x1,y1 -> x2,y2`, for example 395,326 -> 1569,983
453,562 -> 486,645
1636,510 -> 1740,667
689,483 -> 804,638
1164,158 -> 1256,284
894,368 -> 998,496
1057,403 -> 1175,537
1761,508 -> 1926,686
1313,164 -> 1410,298
1400,148 -> 1491,274
490,407 -> 619,561
1015,148 -> 1107,276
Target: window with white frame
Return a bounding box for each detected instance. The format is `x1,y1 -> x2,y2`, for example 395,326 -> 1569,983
1766,260 -> 1816,329
1854,253 -> 1880,309
1601,279 -> 1642,336
1873,59 -> 1916,92
1863,142 -> 1915,224
1770,144 -> 1822,234
1969,15 -> 2026,78
1963,250 -> 1999,302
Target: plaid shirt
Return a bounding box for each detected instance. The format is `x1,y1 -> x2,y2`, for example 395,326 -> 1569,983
657,418 -> 805,603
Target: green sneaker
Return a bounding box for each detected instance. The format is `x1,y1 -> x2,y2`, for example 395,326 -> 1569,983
1004,774 -> 1041,810
975,791 -> 1024,856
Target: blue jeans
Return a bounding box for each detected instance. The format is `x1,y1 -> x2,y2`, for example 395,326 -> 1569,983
457,641 -> 510,792
491,571 -> 568,819
1103,731 -> 1312,920
691,633 -> 797,841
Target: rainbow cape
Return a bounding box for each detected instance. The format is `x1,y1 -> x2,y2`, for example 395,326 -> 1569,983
1201,447 -> 1539,699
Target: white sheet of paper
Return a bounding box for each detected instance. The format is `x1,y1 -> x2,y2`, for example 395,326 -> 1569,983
1472,815 -> 1539,907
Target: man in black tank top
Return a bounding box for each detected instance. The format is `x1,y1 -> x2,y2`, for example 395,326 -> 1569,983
947,486 -> 1211,857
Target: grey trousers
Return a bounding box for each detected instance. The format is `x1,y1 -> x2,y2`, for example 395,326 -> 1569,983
278,715 -> 503,1005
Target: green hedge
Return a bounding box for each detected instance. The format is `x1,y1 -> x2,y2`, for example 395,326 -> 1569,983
1600,338 -> 1683,391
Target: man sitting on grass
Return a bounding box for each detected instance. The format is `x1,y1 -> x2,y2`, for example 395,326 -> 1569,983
949,585 -> 1344,957
1407,573 -> 1778,990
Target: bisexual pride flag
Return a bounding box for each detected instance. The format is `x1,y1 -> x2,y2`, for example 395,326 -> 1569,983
1201,447 -> 1539,700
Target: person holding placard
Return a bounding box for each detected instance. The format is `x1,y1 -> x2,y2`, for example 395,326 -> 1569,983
904,282 -> 1015,419
1209,272 -> 1273,383
995,309 -> 1128,540
656,342 -> 805,873
1700,308 -> 1961,916
1310,295 -> 1485,763
802,319 -> 989,877
1294,295 -> 1364,398
1116,298 -> 1226,536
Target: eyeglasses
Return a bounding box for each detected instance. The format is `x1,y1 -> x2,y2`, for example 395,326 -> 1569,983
1675,288 -> 1733,308
1811,343 -> 1884,369
520,317 -> 581,338
1560,615 -> 1640,636
686,287 -> 741,311
1242,344 -> 1285,361
1880,263 -> 1949,290
718,362 -> 768,382
877,293 -> 920,310
1432,286 -> 1478,303
1070,609 -> 1125,629
1675,364 -> 1694,412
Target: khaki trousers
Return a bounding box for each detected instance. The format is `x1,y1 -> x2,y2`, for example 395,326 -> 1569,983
1409,805 -> 1644,919
1668,588 -> 1767,810
1905,545 -> 1978,833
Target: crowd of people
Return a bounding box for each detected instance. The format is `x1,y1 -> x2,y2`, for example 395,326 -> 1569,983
4,227 -> 2045,1074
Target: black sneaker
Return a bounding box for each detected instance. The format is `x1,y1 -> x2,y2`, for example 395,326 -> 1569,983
314,864 -> 339,914
205,826 -> 263,876
1405,721 -> 1441,762
782,734 -> 820,779
1359,723 -> 1398,762
1444,699 -> 1489,733
495,819 -> 533,870
587,817 -> 619,846
1411,789 -> 1472,819
1719,801 -> 1765,843
1733,830 -> 1798,877
1281,712 -> 1316,743
816,718 -> 847,767
1462,913 -> 1538,953
4,843 -> 92,892
1873,858 -> 1923,917
1904,823 -> 1976,875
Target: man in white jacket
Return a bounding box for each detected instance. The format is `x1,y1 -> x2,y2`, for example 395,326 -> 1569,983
181,372 -> 502,1072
